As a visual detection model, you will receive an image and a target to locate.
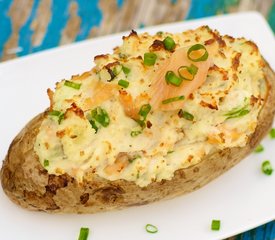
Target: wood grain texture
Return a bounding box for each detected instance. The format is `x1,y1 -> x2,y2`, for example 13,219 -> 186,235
0,0 -> 274,239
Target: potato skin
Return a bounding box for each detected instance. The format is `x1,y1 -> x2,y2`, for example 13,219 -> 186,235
1,62 -> 275,214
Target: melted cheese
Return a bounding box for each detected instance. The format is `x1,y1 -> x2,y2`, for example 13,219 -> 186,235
34,26 -> 267,187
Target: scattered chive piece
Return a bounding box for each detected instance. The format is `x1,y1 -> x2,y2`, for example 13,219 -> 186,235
139,104 -> 151,121
122,65 -> 131,75
91,107 -> 110,127
64,80 -> 81,90
48,110 -> 64,124
163,36 -> 175,51
167,150 -> 174,154
211,220 -> 220,231
131,130 -> 142,137
156,31 -> 163,36
144,52 -> 157,66
165,71 -> 183,86
162,95 -> 185,104
145,224 -> 158,234
178,110 -> 194,121
43,159 -> 49,167
112,65 -> 122,76
187,44 -> 209,62
261,160 -> 273,175
254,144 -> 264,153
89,119 -> 98,133
224,105 -> 250,120
178,64 -> 198,81
48,110 -> 61,116
78,227 -> 89,240
118,79 -> 129,88
270,128 -> 275,139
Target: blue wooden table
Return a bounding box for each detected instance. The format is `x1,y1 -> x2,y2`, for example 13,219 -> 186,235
0,0 -> 274,239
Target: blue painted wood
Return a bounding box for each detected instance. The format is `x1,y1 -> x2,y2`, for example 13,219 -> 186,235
32,0 -> 70,53
0,0 -> 13,58
18,0 -> 40,57
75,0 -> 102,41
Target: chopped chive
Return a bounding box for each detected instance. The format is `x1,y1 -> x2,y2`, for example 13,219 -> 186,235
78,227 -> 89,240
224,105 -> 250,120
145,224 -> 158,233
178,110 -> 194,121
112,64 -> 122,76
178,64 -> 198,81
163,36 -> 175,51
167,150 -> 174,154
156,31 -> 163,36
165,71 -> 183,86
48,110 -> 64,124
270,128 -> 275,139
139,104 -> 151,121
89,119 -> 98,133
144,52 -> 157,66
122,65 -> 131,75
254,144 -> 264,153
118,79 -> 129,88
262,160 -> 273,175
91,107 -> 110,127
131,130 -> 142,137
48,110 -> 61,116
162,95 -> 185,104
43,159 -> 49,167
187,44 -> 209,62
64,80 -> 81,90
211,220 -> 220,231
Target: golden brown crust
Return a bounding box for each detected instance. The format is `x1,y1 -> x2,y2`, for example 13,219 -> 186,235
1,60 -> 275,214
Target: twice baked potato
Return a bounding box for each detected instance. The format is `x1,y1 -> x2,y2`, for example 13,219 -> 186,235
1,26 -> 275,213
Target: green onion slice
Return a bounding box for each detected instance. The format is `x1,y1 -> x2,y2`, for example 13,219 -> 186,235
224,105 -> 250,120
43,159 -> 49,167
118,79 -> 129,88
144,52 -> 157,66
254,144 -> 264,153
165,71 -> 183,86
122,65 -> 131,75
178,64 -> 198,81
162,95 -> 185,104
211,220 -> 221,231
145,224 -> 158,233
91,107 -> 110,127
139,104 -> 151,121
48,110 -> 64,124
131,130 -> 142,137
270,128 -> 275,139
89,119 -> 98,133
187,44 -> 209,62
163,36 -> 176,51
112,64 -> 122,76
178,110 -> 194,121
262,160 -> 273,175
48,110 -> 61,116
78,227 -> 89,240
64,80 -> 82,90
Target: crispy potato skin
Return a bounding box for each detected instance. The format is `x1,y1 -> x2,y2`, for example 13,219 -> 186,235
1,61 -> 275,214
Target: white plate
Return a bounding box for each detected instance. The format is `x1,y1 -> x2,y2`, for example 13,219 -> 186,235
0,11 -> 274,240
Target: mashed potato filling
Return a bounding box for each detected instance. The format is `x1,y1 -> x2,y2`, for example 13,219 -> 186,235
35,26 -> 266,187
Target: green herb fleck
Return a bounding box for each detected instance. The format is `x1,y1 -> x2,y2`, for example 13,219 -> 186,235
178,110 -> 194,121
131,130 -> 142,137
254,144 -> 264,153
262,160 -> 273,175
78,227 -> 89,240
211,220 -> 220,231
43,159 -> 49,167
64,80 -> 81,90
270,128 -> 275,139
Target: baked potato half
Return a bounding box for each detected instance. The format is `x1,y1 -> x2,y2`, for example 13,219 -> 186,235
1,27 -> 275,213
